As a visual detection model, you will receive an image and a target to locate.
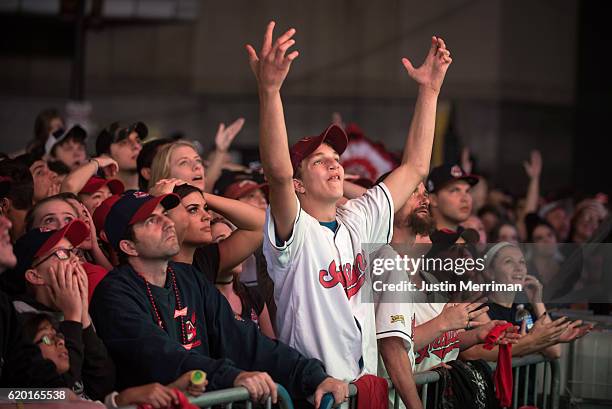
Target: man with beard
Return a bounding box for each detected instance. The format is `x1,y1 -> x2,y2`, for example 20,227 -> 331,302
426,164 -> 479,232
372,181 -> 511,407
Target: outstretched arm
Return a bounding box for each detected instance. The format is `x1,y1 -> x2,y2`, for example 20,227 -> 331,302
204,193 -> 265,273
246,22 -> 299,242
517,150 -> 542,240
383,36 -> 452,208
205,118 -> 245,193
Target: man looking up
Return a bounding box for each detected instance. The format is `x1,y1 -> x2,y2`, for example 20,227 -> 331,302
246,20 -> 451,408
90,191 -> 348,407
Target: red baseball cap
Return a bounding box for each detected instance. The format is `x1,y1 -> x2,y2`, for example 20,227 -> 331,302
105,191 -> 180,249
223,180 -> 267,200
79,176 -> 125,195
92,194 -> 122,237
289,124 -> 348,174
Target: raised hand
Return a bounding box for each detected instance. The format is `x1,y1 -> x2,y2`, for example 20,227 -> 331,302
49,262 -> 82,323
72,260 -> 91,327
246,21 -> 299,93
402,36 -> 452,93
439,299 -> 489,332
523,275 -> 543,303
149,178 -> 186,196
474,320 -> 521,344
523,150 -> 542,179
215,118 -> 245,152
528,315 -> 570,347
461,147 -> 473,175
558,320 -> 594,343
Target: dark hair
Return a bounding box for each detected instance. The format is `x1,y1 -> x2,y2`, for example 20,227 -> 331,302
117,224 -> 136,265
96,121 -> 148,156
137,138 -> 172,191
525,212 -> 556,242
49,135 -> 86,158
489,220 -> 519,243
173,183 -> 203,199
33,108 -> 63,144
47,160 -> 71,176
0,159 -> 34,210
477,204 -> 502,220
24,193 -> 80,231
21,312 -> 60,343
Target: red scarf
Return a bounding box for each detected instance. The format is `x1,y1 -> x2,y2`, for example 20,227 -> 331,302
483,323 -> 513,408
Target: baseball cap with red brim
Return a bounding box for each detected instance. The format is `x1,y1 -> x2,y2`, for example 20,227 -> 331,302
289,124 -> 348,175
79,176 -> 125,195
93,194 -> 122,237
223,179 -> 268,200
6,220 -> 90,293
105,191 -> 180,250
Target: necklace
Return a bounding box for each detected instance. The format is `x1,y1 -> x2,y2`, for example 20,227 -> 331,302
139,266 -> 188,345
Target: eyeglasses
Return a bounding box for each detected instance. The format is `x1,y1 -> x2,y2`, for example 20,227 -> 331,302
35,332 -> 65,346
32,247 -> 82,268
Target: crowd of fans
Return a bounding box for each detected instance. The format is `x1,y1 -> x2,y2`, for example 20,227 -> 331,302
1,21 -> 606,409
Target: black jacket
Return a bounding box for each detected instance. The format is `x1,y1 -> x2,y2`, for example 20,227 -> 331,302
0,290 -> 65,387
90,261 -> 328,398
11,296 -> 116,400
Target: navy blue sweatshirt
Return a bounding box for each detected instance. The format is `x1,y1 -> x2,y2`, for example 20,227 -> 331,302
90,261 -> 328,397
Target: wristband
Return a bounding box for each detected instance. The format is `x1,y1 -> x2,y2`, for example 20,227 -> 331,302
90,158 -> 100,172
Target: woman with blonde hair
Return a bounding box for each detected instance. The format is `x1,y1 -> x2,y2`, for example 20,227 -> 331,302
148,119 -> 245,193
149,140 -> 206,192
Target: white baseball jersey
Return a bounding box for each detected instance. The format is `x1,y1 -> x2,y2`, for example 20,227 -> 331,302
373,244 -> 416,367
413,272 -> 459,372
263,183 -> 394,381
372,244 -> 417,409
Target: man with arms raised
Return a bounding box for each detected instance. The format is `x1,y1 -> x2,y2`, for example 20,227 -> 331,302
246,21 -> 451,408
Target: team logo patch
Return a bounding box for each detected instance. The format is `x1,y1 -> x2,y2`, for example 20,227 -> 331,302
132,191 -> 150,199
450,165 -> 463,177
415,330 -> 460,364
391,315 -> 405,325
182,311 -> 202,350
318,251 -> 367,300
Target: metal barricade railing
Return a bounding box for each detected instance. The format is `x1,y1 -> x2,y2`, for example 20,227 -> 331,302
119,383 -> 294,409
321,355 -> 560,409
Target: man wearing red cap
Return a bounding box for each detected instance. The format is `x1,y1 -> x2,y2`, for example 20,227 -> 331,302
246,21 -> 452,408
90,190 -> 348,405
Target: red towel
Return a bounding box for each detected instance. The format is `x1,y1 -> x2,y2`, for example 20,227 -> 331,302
483,323 -> 513,408
354,374 -> 388,409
